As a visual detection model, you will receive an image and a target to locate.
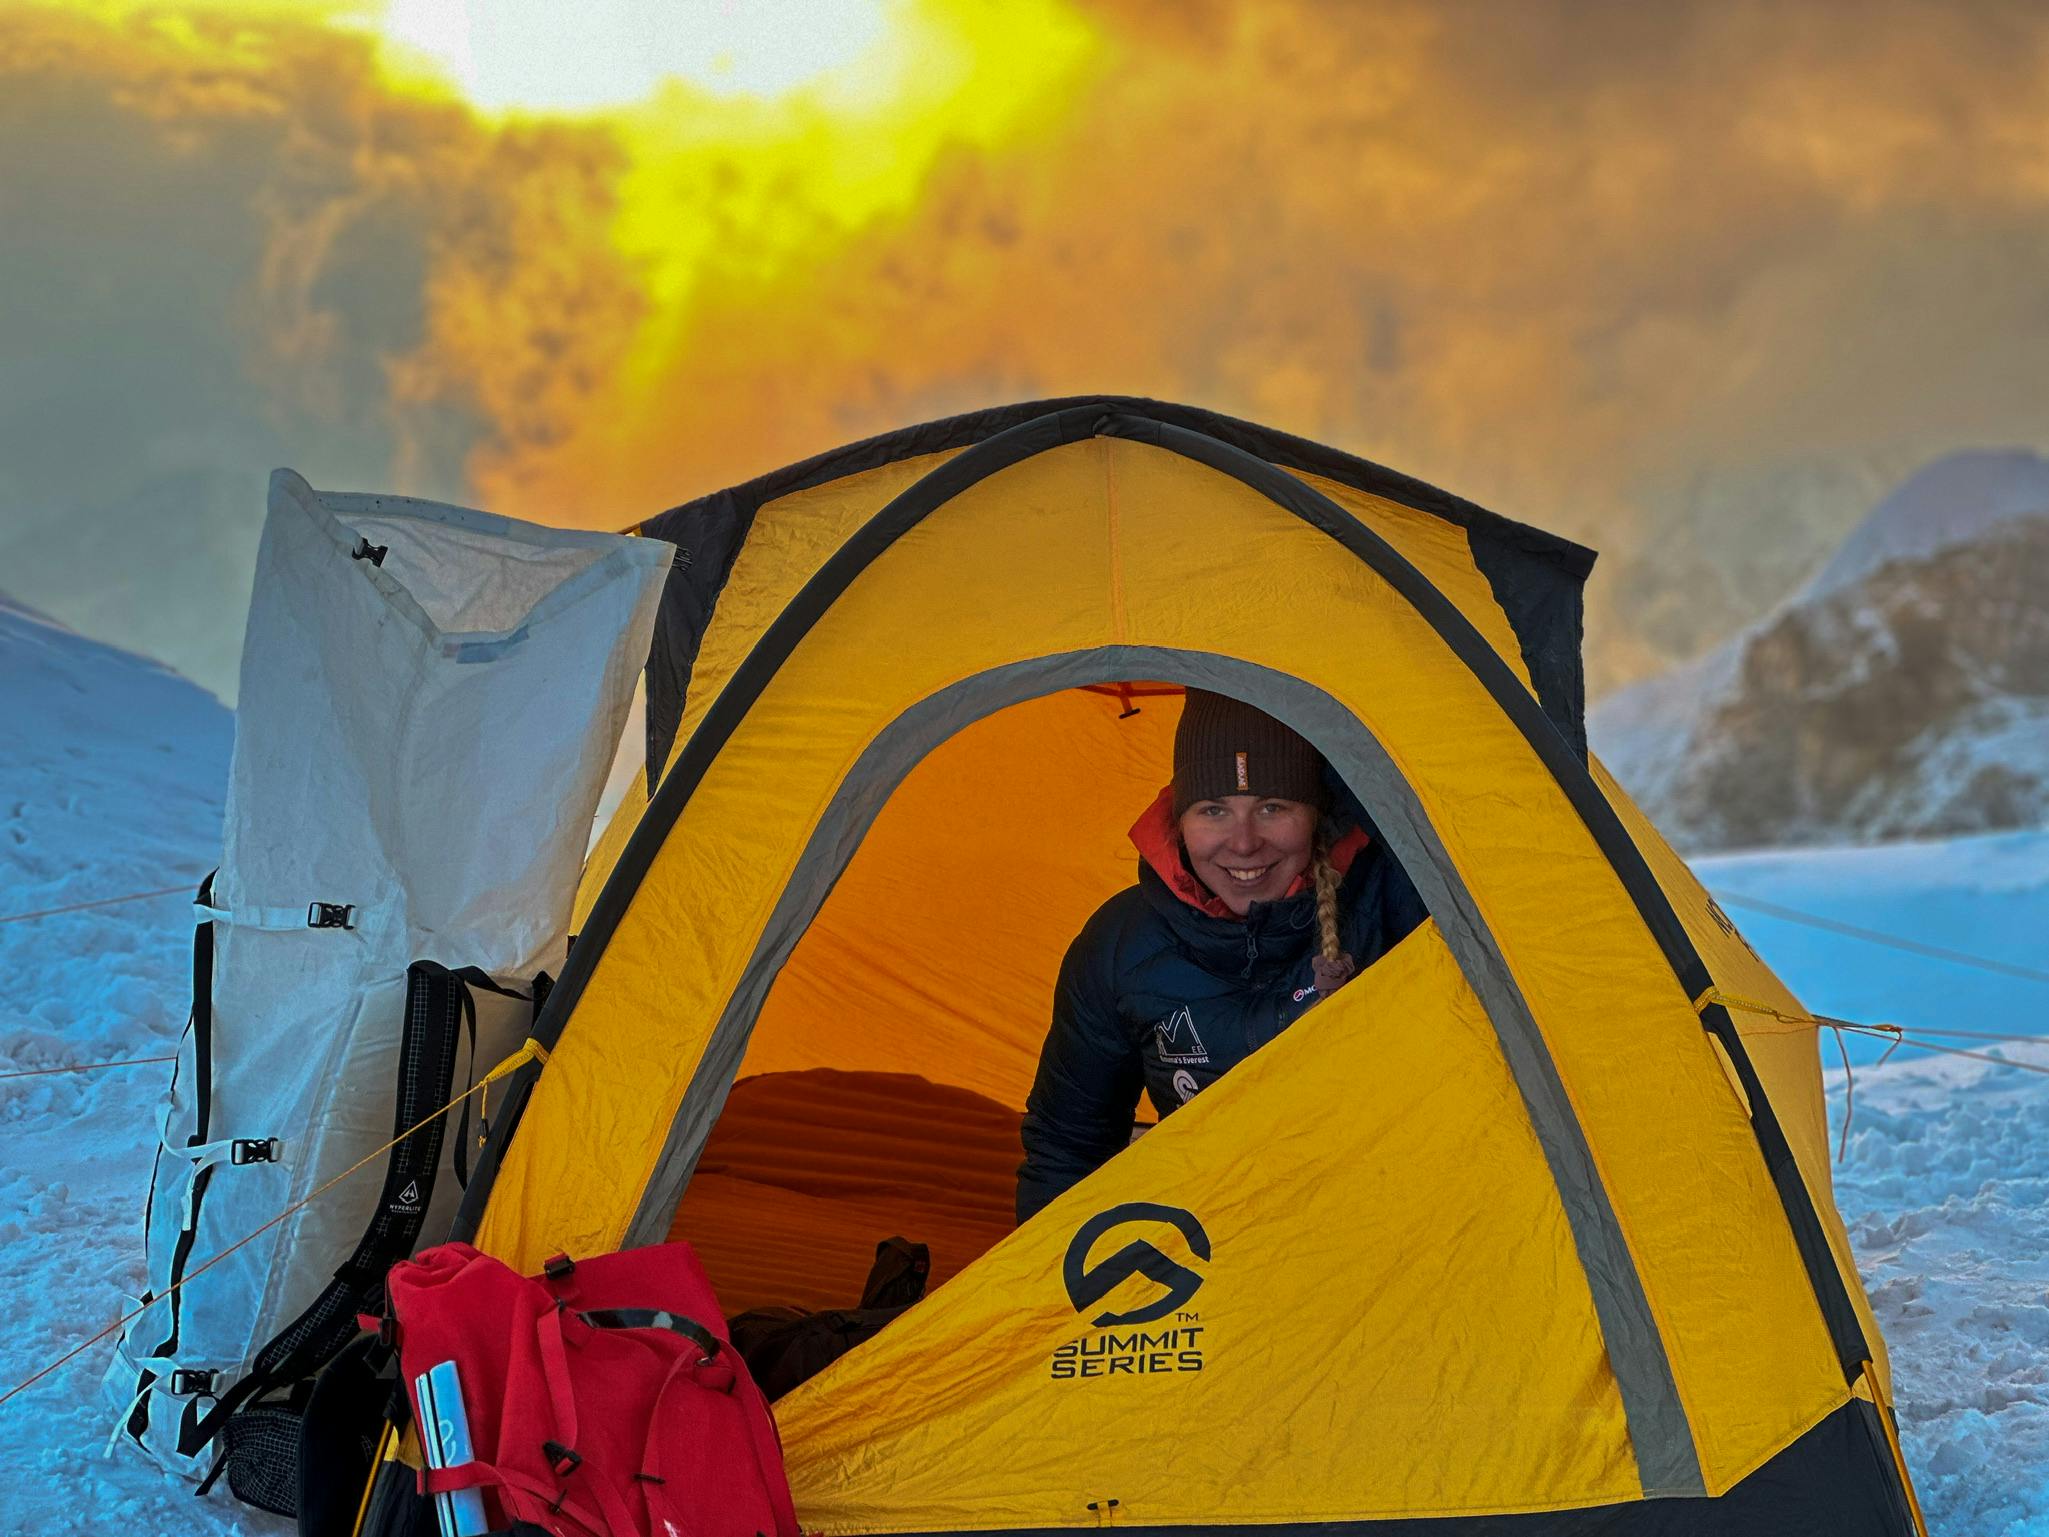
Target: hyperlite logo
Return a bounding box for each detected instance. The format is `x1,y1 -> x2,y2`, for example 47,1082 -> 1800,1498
1052,1202 -> 1210,1381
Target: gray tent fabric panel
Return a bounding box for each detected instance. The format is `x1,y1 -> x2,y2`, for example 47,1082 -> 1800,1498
622,647 -> 1702,1500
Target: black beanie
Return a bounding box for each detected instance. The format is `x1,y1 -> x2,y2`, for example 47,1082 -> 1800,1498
1172,690 -> 1329,816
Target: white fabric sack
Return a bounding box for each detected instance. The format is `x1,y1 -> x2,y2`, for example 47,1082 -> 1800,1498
107,469 -> 672,1480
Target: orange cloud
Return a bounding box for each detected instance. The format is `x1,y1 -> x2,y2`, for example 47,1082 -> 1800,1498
9,0 -> 2049,696
445,0 -> 2049,610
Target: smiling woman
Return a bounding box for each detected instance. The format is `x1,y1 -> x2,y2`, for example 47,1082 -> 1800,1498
1014,688 -> 1426,1223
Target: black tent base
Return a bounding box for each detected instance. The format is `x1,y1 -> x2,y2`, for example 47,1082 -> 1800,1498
888,1401 -> 1915,1537
346,1398 -> 1913,1537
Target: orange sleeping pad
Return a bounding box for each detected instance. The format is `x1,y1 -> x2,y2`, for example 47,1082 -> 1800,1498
669,1068 -> 1026,1315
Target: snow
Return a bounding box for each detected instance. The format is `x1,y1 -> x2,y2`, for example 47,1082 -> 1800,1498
0,596 -> 259,1534
1697,831 -> 2049,1066
1697,835 -> 2049,1531
1889,696 -> 2049,836
1589,643 -> 1742,816
1831,1049 -> 2049,1536
2,600 -> 2044,1534
1802,449 -> 2049,604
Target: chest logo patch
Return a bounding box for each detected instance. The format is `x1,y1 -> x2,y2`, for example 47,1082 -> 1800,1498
1153,1005 -> 1210,1064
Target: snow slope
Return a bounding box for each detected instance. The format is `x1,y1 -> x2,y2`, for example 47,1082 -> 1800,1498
1803,449 -> 2049,603
0,595 -> 261,1533
0,599 -> 2043,1533
1827,1047 -> 2049,1535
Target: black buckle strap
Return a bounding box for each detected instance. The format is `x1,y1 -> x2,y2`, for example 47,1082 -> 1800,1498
127,872 -> 221,1450
193,1446 -> 230,1497
351,537 -> 388,567
169,1368 -> 217,1396
543,1440 -> 582,1477
542,1252 -> 575,1282
306,902 -> 356,930
230,1138 -> 281,1165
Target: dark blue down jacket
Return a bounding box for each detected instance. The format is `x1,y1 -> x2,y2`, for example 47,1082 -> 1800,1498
1014,802 -> 1426,1224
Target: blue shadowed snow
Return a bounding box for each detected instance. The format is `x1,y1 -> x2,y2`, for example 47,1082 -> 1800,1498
1697,831 -> 2049,1064
0,597 -> 266,1533
1696,833 -> 2049,1534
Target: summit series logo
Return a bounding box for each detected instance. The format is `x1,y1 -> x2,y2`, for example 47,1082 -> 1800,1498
1063,1202 -> 1209,1325
1052,1202 -> 1210,1381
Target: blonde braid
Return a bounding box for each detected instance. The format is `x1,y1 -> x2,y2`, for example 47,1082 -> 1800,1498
1308,824 -> 1357,995
1312,835 -> 1344,966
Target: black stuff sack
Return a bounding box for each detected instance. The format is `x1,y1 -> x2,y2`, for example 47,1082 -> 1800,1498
728,1238 -> 929,1401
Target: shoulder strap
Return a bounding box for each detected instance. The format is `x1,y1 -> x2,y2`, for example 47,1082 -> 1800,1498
633,1327 -> 799,1537
120,872 -> 220,1448
541,1303 -> 796,1537
529,1305 -> 643,1537
730,1350 -> 800,1537
451,969 -> 544,1189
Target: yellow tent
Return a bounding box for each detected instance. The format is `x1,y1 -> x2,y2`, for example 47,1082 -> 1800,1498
363,399 -> 1923,1534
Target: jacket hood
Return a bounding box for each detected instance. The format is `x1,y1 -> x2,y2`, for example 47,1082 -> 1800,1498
1129,784 -> 1368,918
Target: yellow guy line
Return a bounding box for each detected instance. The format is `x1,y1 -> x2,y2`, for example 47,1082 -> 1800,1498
0,1038 -> 549,1411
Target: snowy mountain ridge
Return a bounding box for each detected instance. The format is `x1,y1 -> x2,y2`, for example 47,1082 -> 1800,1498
1801,448 -> 2049,603
1593,449 -> 2049,853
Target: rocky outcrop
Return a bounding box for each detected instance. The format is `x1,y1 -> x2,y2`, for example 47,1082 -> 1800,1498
1593,451 -> 2049,852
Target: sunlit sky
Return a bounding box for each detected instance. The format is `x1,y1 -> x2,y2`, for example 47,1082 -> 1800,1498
3,0 -> 2047,701
370,0 -> 896,109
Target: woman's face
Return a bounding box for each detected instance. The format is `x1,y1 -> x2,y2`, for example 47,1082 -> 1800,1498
1177,795 -> 1319,916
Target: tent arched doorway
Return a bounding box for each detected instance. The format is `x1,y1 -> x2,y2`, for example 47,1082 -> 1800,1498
638,648 -> 1621,1355
663,678 -> 1182,1315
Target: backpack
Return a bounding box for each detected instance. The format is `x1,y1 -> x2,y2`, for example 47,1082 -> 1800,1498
105,473 -> 669,1499
384,1240 -> 798,1537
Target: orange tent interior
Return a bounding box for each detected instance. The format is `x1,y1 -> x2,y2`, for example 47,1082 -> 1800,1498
667,685 -> 1196,1312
